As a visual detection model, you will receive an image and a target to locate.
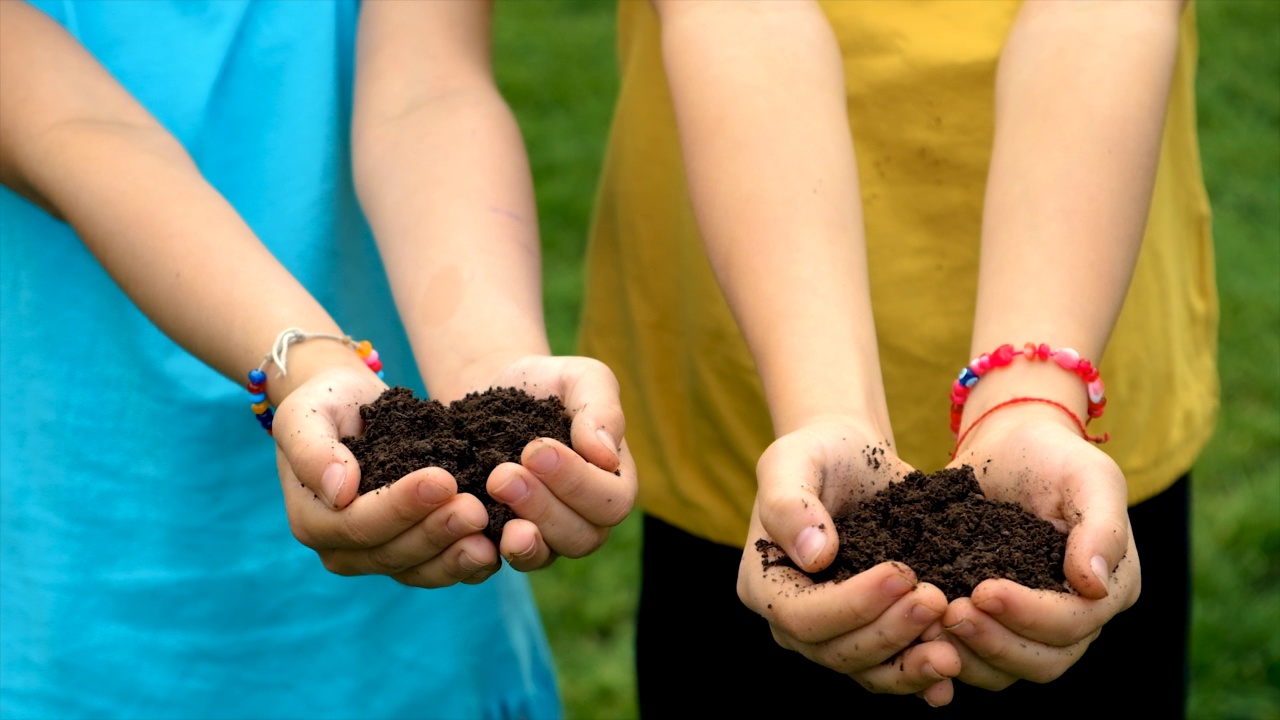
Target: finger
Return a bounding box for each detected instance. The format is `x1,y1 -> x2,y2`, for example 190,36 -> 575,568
274,391 -> 365,509
795,584 -> 950,674
390,532 -> 503,589
560,358 -> 627,473
967,569 -> 1131,647
943,633 -> 1020,691
488,454 -> 610,559
851,639 -> 961,697
521,438 -> 634,527
917,679 -> 955,708
1059,459 -> 1133,600
320,493 -> 490,576
944,597 -> 1099,684
285,466 -> 457,551
740,556 -> 921,645
754,435 -> 840,572
498,518 -> 558,572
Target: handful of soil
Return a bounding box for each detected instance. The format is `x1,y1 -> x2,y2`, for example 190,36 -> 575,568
755,465 -> 1069,601
342,386 -> 573,544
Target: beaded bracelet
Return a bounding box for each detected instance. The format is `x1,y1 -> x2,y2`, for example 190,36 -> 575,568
949,342 -> 1107,441
247,328 -> 384,436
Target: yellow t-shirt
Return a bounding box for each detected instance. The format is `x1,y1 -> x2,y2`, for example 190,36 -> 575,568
578,1 -> 1219,549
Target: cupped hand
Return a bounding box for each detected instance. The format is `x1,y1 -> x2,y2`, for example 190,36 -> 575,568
273,365 -> 501,588
479,355 -> 637,571
736,418 -> 961,706
941,405 -> 1141,690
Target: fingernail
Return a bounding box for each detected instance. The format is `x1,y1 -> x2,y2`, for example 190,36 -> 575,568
417,480 -> 450,505
1091,555 -> 1111,593
922,663 -> 944,681
882,574 -> 913,598
459,551 -> 484,571
527,443 -> 559,475
320,463 -> 346,507
511,538 -> 537,561
446,513 -> 484,538
596,427 -> 618,455
494,476 -> 529,504
795,526 -> 827,567
945,619 -> 976,638
910,603 -> 937,624
975,597 -> 1004,615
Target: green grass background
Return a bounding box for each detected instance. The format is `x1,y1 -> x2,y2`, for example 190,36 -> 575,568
492,2 -> 1280,718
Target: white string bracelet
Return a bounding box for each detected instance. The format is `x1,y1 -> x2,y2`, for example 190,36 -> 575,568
245,327 -> 384,435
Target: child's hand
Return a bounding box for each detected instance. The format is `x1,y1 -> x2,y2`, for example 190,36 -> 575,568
941,407 -> 1141,690
480,355 -> 637,571
735,419 -> 961,707
272,366 -> 502,588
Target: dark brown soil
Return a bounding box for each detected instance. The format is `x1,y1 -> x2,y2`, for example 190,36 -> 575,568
756,465 -> 1069,601
342,386 -> 572,544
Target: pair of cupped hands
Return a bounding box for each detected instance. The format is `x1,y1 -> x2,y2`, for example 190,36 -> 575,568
270,355 -> 637,589
270,355 -> 1139,708
738,407 -> 1142,707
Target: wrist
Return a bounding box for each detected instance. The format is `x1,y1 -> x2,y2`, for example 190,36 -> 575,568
949,343 -> 1110,458
264,341 -> 375,406
960,359 -> 1088,430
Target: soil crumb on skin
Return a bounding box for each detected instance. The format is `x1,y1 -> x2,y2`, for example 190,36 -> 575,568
755,465 -> 1069,601
342,386 -> 572,544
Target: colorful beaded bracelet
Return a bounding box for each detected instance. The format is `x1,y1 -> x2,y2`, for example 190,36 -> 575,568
949,342 -> 1107,440
247,328 -> 384,436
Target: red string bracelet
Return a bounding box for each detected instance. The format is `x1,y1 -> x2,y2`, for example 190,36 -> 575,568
950,396 -> 1109,460
949,342 -> 1109,441
247,328 -> 384,436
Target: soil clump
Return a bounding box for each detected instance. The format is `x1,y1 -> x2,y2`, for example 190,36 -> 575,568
756,465 -> 1069,601
342,386 -> 572,544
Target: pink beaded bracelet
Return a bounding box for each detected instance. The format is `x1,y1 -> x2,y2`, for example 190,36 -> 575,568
949,342 -> 1107,441
247,328 -> 384,436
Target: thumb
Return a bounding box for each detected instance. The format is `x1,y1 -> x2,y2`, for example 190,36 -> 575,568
1061,458 -> 1131,600
754,433 -> 839,573
274,394 -> 362,510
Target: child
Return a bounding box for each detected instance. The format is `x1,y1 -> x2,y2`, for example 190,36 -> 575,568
579,0 -> 1212,714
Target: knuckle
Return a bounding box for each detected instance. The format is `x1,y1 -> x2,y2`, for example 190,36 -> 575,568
288,516 -> 315,548
596,497 -> 633,527
811,641 -> 870,676
980,640 -> 1011,665
557,527 -> 608,559
365,544 -> 405,574
773,609 -> 822,644
854,673 -> 891,695
339,512 -> 375,548
1026,662 -> 1068,685
319,553 -> 358,578
391,489 -> 426,526
394,567 -> 450,590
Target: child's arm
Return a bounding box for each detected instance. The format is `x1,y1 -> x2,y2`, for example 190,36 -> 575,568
0,1 -> 484,589
349,0 -> 635,570
653,0 -> 957,702
943,0 -> 1187,690
0,0 -> 358,396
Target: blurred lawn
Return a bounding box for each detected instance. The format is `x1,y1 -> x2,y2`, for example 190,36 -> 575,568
492,2 -> 1280,719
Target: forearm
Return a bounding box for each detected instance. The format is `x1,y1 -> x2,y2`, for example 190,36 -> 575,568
656,0 -> 887,437
352,0 -> 548,402
0,2 -> 353,403
966,0 -> 1185,417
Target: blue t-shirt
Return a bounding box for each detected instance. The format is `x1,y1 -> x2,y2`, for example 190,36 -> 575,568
0,2 -> 561,718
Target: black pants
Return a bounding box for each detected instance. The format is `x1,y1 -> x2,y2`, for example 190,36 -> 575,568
636,476 -> 1189,718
